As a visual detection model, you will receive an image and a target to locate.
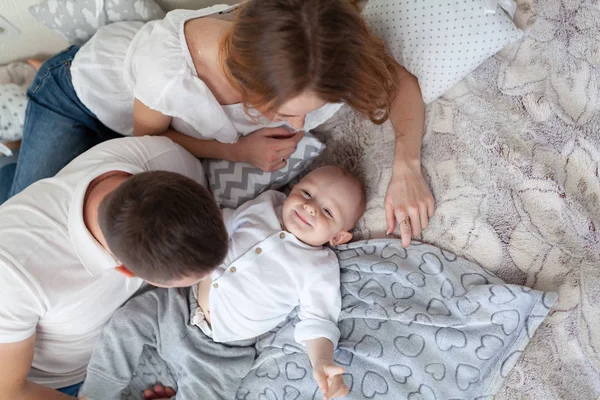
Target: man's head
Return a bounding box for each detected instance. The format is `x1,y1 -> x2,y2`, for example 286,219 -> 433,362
282,166 -> 366,247
97,171 -> 228,287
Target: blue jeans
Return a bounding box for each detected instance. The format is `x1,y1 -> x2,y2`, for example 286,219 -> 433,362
0,149 -> 18,204
0,45 -> 122,204
57,382 -> 83,396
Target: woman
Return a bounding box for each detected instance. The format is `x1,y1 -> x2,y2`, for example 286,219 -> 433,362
2,0 -> 433,249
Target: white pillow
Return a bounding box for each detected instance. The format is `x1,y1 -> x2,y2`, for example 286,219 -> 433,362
362,0 -> 523,103
29,0 -> 165,45
0,83 -> 27,146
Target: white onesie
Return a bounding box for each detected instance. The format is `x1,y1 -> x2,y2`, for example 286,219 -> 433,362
192,190 -> 342,347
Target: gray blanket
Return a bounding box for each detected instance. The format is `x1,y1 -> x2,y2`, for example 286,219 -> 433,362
85,239 -> 554,400
79,287 -> 256,400
238,239 -> 556,399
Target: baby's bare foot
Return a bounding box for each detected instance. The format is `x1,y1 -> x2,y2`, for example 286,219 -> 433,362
27,59 -> 44,71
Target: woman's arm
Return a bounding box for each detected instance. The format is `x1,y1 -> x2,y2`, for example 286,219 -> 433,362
385,65 -> 435,248
133,98 -> 303,171
133,98 -> 239,160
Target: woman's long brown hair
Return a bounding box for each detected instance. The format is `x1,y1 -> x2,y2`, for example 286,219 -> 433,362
221,0 -> 400,124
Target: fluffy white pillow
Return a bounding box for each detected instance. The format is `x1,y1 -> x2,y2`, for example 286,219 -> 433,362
362,0 -> 523,103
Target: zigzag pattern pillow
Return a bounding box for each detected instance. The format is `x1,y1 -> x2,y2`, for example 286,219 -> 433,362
205,133 -> 325,209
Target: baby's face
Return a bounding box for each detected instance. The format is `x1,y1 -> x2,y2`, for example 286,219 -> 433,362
282,167 -> 363,246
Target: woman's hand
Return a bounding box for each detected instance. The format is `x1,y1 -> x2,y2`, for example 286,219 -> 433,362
384,161 -> 435,248
234,127 -> 304,172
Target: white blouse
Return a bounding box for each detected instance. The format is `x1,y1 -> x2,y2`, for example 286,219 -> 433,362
71,4 -> 342,141
192,190 -> 342,347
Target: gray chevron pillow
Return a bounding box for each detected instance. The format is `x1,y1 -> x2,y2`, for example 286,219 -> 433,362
205,132 -> 325,208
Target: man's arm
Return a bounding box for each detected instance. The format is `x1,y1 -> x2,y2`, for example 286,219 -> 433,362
0,335 -> 74,400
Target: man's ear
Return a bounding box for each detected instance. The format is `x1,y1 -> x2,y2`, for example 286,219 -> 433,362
114,265 -> 136,278
329,231 -> 353,246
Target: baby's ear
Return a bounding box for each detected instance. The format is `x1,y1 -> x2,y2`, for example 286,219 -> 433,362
330,231 -> 352,246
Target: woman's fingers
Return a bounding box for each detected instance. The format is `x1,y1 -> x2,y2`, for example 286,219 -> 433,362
269,131 -> 304,151
427,194 -> 435,218
268,159 -> 288,172
407,206 -> 422,237
395,210 -> 412,248
385,200 -> 397,235
277,146 -> 296,159
419,203 -> 430,231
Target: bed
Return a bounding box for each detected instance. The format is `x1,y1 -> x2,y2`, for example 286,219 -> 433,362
316,0 -> 600,397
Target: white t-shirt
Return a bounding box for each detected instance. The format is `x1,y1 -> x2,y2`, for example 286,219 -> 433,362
192,190 -> 341,347
71,4 -> 342,140
0,136 -> 206,389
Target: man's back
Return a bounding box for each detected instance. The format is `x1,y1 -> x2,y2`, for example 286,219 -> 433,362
0,136 -> 206,389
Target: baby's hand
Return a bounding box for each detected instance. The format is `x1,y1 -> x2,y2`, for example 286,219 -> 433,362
312,363 -> 349,400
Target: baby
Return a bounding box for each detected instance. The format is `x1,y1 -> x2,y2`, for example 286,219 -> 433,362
195,165 -> 365,398
79,165 -> 365,400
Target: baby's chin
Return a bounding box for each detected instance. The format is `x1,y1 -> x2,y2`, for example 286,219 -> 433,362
283,222 -> 319,246
282,222 -> 304,243
291,230 -> 328,247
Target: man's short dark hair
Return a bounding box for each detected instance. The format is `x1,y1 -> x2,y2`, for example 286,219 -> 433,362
98,171 -> 228,284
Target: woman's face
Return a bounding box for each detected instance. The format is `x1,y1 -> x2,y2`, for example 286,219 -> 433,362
266,91 -> 328,130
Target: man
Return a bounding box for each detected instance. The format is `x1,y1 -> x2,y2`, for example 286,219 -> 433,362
0,136 -> 228,399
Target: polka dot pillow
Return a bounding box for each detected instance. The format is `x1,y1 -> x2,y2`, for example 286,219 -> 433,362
0,83 -> 27,144
362,0 -> 523,104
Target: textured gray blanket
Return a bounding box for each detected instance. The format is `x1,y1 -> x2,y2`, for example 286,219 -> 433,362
114,239 -> 554,400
